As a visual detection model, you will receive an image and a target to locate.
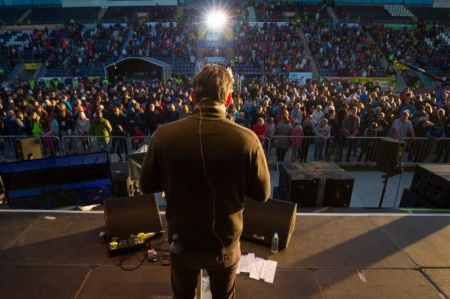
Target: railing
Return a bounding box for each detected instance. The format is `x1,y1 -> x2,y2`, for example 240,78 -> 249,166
0,135 -> 62,161
265,136 -> 450,166
0,135 -> 132,163
60,135 -> 130,162
2,135 -> 449,166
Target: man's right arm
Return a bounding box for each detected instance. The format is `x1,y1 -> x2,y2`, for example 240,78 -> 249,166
245,144 -> 271,203
139,134 -> 163,194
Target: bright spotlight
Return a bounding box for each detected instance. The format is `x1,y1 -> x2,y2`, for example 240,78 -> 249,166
206,10 -> 227,31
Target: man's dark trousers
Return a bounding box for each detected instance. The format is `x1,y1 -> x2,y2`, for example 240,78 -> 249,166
170,247 -> 241,299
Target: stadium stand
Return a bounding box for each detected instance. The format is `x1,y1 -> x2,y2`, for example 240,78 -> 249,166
126,22 -> 196,75
334,5 -> 414,24
0,23 -> 127,77
26,7 -> 100,24
409,7 -> 450,25
370,23 -> 449,76
102,6 -> 177,22
233,22 -> 311,74
253,2 -> 331,22
304,22 -> 385,77
0,8 -> 27,25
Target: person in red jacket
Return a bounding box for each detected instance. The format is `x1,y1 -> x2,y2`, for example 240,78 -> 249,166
252,117 -> 267,144
131,126 -> 145,150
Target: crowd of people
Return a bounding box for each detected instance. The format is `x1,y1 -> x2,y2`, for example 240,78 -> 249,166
1,9 -> 447,80
252,0 -> 330,22
127,21 -> 197,61
1,76 -> 449,163
1,22 -> 127,76
233,22 -> 311,73
370,23 -> 449,75
304,22 -> 385,77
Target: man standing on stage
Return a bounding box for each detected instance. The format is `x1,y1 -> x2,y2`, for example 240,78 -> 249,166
140,64 -> 271,299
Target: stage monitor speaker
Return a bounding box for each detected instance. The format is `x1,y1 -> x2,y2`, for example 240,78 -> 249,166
242,198 -> 297,249
410,165 -> 450,208
376,138 -> 405,176
104,194 -> 164,242
15,137 -> 42,160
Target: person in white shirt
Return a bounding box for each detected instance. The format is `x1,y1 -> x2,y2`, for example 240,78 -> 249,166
311,105 -> 324,128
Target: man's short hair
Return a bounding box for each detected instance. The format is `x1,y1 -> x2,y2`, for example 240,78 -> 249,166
193,64 -> 233,104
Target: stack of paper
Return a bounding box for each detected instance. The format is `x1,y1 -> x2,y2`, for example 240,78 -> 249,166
237,253 -> 277,283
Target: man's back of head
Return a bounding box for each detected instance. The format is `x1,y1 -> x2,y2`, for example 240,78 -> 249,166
193,64 -> 233,105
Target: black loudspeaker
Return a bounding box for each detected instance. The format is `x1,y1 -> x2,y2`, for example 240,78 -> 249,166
409,164 -> 450,208
279,165 -> 319,206
15,137 -> 42,160
242,198 -> 297,249
376,138 -> 405,176
104,194 -> 164,242
111,162 -> 130,197
322,176 -> 354,207
278,162 -> 353,207
399,189 -> 434,208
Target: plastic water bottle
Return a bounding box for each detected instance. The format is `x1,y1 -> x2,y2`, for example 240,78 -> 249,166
271,232 -> 279,254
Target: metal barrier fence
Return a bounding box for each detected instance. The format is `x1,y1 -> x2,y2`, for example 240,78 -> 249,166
2,135 -> 450,165
265,136 -> 450,165
0,135 -> 62,161
60,135 -> 130,162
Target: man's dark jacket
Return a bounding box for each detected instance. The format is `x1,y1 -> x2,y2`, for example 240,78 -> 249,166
140,105 -> 271,254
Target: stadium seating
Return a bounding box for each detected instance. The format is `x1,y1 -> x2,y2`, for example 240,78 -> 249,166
384,5 -> 414,18
0,8 -> 26,25
102,6 -> 177,22
0,63 -> 12,81
254,3 -> 331,22
370,24 -> 449,76
0,2 -> 447,81
409,7 -> 450,25
304,22 -> 385,77
26,7 -> 100,24
157,58 -> 195,75
334,5 -> 414,24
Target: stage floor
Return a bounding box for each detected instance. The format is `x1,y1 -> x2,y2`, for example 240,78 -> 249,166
0,210 -> 449,299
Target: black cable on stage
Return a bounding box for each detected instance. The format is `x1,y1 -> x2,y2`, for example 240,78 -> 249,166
118,251 -> 147,271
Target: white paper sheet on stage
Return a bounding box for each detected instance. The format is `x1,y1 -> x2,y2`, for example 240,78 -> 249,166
237,253 -> 278,284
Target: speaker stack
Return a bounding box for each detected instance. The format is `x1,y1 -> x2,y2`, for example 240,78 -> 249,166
400,164 -> 450,208
376,138 -> 406,176
277,162 -> 354,208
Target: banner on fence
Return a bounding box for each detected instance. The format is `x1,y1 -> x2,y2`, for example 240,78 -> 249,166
289,72 -> 313,81
326,77 -> 396,89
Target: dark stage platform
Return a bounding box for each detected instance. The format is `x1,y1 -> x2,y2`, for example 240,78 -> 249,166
0,210 -> 449,299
